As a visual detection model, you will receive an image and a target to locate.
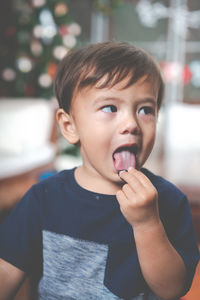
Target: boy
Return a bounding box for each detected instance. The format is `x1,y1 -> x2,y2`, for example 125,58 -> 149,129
0,41 -> 199,300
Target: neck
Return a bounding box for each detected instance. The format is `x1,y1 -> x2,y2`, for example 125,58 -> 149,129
74,166 -> 122,195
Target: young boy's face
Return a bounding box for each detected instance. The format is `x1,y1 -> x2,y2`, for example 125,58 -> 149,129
60,75 -> 158,193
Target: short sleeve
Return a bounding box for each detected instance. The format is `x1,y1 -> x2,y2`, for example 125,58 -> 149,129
0,186 -> 42,277
167,196 -> 200,293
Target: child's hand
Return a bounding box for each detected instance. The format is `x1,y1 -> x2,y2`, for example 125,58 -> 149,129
116,168 -> 160,229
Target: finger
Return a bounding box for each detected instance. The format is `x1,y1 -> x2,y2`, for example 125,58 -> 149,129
122,168 -> 154,190
116,189 -> 127,207
119,169 -> 144,192
121,183 -> 137,201
130,168 -> 154,188
128,169 -> 158,203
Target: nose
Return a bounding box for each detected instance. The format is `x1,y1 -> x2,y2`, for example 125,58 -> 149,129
119,113 -> 140,135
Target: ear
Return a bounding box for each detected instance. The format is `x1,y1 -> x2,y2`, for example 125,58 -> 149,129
56,109 -> 80,144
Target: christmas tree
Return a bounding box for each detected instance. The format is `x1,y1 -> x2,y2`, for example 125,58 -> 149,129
1,0 -> 82,99
0,0 -> 125,99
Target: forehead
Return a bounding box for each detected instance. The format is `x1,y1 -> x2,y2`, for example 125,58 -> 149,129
71,75 -> 158,109
97,73 -> 158,93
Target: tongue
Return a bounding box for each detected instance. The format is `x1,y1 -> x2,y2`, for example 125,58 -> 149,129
113,150 -> 136,172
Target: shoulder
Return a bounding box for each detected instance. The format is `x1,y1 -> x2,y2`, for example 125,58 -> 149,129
141,168 -> 187,214
32,168 -> 75,195
17,168 -> 76,213
141,168 -> 194,238
142,168 -> 185,199
37,168 -> 74,185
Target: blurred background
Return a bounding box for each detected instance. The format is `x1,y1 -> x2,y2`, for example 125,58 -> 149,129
0,1 -> 200,298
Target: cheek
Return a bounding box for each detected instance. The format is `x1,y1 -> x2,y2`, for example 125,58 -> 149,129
140,131 -> 155,166
147,136 -> 156,153
143,124 -> 156,148
79,126 -> 107,149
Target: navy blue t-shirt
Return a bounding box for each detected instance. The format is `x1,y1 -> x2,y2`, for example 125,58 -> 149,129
0,168 -> 199,300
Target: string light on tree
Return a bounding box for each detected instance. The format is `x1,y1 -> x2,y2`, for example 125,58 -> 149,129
31,40 -> 43,57
54,3 -> 68,16
62,34 -> 76,48
38,73 -> 52,88
2,68 -> 16,81
39,9 -> 57,43
33,25 -> 43,39
58,25 -> 68,36
53,46 -> 68,60
47,62 -> 57,79
68,23 -> 82,36
16,57 -> 33,73
32,0 -> 46,8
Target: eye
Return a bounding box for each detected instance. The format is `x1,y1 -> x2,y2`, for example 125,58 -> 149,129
101,105 -> 117,113
139,106 -> 155,115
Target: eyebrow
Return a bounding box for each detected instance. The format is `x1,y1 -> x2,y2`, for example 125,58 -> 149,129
93,96 -> 121,103
139,97 -> 157,105
93,96 -> 157,105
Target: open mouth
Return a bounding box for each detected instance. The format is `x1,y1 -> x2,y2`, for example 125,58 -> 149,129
112,145 -> 138,172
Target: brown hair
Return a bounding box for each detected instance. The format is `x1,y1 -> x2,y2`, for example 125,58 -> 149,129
54,41 -> 164,113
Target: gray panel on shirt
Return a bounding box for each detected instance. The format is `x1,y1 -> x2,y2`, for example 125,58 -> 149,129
38,230 -> 159,300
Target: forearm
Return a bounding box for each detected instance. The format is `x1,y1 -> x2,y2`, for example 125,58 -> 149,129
133,221 -> 187,300
0,259 -> 26,300
117,169 -> 188,299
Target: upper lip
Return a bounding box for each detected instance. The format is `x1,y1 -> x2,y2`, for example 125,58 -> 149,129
112,143 -> 139,157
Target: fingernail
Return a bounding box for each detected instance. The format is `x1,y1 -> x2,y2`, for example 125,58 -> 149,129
128,167 -> 134,171
118,169 -> 128,177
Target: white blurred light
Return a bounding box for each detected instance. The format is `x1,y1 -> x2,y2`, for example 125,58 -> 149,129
43,25 -> 57,39
53,46 -> 68,60
2,68 -> 16,81
38,73 -> 52,87
31,40 -> 43,56
32,0 -> 46,7
68,23 -> 81,36
33,25 -> 43,38
17,57 -> 32,73
63,34 -> 76,48
39,9 -> 57,41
